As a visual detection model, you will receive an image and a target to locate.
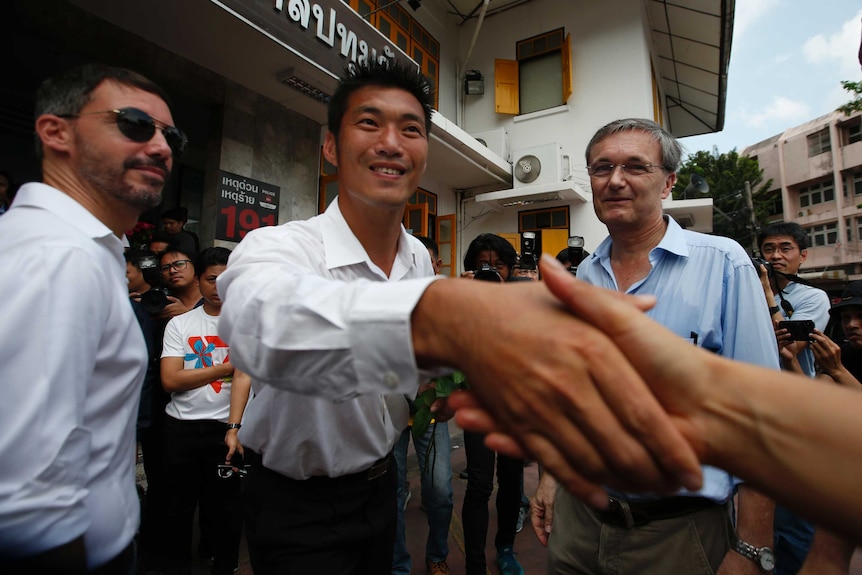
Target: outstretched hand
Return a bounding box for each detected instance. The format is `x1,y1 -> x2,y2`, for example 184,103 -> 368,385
426,256 -> 703,507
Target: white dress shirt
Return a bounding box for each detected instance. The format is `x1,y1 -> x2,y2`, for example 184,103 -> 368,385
0,183 -> 146,567
218,198 -> 438,478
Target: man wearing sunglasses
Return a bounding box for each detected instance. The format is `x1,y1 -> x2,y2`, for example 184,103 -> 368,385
0,63 -> 184,573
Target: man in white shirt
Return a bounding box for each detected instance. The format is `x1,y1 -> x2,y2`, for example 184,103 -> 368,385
218,61 -> 704,574
0,64 -> 185,572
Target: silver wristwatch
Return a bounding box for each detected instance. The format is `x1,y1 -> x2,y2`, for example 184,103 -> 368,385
732,538 -> 775,572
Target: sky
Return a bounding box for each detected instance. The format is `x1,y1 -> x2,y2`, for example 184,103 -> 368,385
679,0 -> 862,157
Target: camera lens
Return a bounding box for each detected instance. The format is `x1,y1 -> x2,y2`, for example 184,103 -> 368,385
140,289 -> 169,314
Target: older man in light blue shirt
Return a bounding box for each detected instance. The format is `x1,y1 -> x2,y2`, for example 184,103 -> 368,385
534,118 -> 780,575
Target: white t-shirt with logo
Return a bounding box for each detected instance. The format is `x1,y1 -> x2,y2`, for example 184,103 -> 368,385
162,306 -> 232,421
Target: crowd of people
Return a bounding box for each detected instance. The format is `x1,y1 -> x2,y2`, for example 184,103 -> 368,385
5,55 -> 862,575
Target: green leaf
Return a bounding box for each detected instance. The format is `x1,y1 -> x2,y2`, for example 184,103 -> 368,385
432,370 -> 468,398
414,388 -> 437,409
412,407 -> 432,442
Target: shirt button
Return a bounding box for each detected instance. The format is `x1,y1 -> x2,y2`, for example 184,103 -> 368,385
384,372 -> 399,389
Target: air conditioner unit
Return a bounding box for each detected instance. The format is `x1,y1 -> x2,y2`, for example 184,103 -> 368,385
469,127 -> 509,161
511,143 -> 570,188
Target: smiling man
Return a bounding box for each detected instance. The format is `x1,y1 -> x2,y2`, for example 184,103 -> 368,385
0,64 -> 183,573
531,118 -> 780,575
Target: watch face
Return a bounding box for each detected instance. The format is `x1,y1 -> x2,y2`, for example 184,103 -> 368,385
759,548 -> 775,571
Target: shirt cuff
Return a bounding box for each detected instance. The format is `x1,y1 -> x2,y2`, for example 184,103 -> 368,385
350,276 -> 442,396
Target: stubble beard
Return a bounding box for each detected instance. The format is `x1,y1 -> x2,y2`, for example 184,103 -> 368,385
77,141 -> 167,212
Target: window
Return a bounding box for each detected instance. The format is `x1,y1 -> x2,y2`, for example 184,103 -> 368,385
347,0 -> 439,108
403,188 -> 437,238
519,206 -> 569,232
798,180 -> 834,208
842,117 -> 861,145
495,28 -> 572,115
808,222 -> 838,247
851,172 -> 862,197
807,128 -> 831,157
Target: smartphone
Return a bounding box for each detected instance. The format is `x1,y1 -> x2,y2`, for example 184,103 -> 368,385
778,320 -> 815,341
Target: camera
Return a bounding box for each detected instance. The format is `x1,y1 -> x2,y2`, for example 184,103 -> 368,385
140,286 -> 173,314
751,256 -> 772,273
520,232 -> 537,272
567,236 -> 585,276
473,263 -> 503,283
778,320 -> 815,342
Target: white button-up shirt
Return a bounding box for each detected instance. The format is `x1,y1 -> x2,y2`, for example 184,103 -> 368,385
0,183 -> 146,567
217,199 -> 439,479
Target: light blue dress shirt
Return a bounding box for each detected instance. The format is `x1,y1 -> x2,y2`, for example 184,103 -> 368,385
578,216 -> 780,502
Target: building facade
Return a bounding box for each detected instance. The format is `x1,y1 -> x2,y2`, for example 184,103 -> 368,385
743,109 -> 862,288
0,0 -> 733,274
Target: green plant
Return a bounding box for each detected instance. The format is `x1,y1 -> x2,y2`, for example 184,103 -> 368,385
411,371 -> 468,479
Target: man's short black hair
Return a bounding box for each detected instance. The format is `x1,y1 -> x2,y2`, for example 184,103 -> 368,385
34,63 -> 171,161
758,222 -> 809,251
327,59 -> 434,140
161,206 -> 188,222
160,246 -> 197,266
415,235 -> 439,259
463,233 -> 518,272
195,247 -> 231,278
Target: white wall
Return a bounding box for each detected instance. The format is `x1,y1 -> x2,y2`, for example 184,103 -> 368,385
444,0 -> 659,267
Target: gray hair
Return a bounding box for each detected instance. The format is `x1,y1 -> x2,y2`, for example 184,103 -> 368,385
585,118 -> 683,173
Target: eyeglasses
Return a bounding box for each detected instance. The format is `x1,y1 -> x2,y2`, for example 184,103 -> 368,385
160,259 -> 193,273
761,245 -> 798,256
59,107 -> 187,158
586,162 -> 668,178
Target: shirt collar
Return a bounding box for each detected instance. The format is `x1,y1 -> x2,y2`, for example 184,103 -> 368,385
12,182 -> 124,252
320,198 -> 420,280
593,214 -> 689,261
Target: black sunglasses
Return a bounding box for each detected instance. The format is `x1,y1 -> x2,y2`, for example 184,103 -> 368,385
60,107 -> 187,158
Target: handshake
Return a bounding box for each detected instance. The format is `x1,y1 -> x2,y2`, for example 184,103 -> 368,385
435,255 -> 862,544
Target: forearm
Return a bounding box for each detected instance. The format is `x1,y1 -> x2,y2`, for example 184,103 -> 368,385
220,264 -> 436,400
699,352 -> 862,539
822,365 -> 861,387
227,370 -> 252,424
735,485 -> 774,546
161,362 -> 233,393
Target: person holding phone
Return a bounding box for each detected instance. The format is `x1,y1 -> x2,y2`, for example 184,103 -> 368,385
756,222 -> 830,575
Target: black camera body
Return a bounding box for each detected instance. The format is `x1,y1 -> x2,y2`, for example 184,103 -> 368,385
751,257 -> 772,273
140,286 -> 173,314
520,232 -> 537,272
473,263 -> 503,283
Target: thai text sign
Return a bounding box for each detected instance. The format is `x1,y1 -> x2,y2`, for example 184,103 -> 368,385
216,171 -> 280,242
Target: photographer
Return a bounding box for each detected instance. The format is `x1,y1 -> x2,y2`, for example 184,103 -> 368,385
154,246 -> 202,318
756,222 -> 830,575
460,233 -> 526,575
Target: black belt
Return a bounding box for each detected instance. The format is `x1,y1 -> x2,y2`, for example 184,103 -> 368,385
594,496 -> 718,528
250,449 -> 393,484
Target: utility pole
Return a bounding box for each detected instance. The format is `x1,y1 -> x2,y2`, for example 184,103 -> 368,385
744,180 -> 758,254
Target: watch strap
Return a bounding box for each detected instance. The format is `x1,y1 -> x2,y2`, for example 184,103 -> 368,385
768,305 -> 781,315
226,422 -> 242,430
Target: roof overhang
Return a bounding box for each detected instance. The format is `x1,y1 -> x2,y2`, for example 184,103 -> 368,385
662,196 -> 714,232
648,0 -> 734,138
429,112 -> 512,189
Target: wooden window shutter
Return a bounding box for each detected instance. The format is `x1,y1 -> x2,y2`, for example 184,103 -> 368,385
494,58 -> 519,115
561,33 -> 572,104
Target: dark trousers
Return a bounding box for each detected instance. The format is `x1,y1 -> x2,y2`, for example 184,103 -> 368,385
242,450 -> 397,575
462,430 -> 523,575
155,416 -> 242,575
